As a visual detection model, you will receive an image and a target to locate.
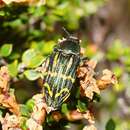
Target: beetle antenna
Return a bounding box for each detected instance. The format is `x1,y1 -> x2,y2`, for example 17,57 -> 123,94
62,27 -> 71,38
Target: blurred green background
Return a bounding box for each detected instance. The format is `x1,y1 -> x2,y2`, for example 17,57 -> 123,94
0,0 -> 130,130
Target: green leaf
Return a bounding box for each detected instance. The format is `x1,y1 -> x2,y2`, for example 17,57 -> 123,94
61,103 -> 69,114
24,70 -> 40,81
9,52 -> 20,60
77,100 -> 87,112
46,114 -> 54,124
0,44 -> 13,57
8,19 -> 22,28
31,41 -> 55,55
53,2 -> 69,16
34,6 -> 46,17
22,49 -> 44,68
20,105 -> 30,117
9,88 -> 15,96
106,119 -> 116,130
7,60 -> 18,77
0,109 -> 3,117
26,99 -> 35,111
20,119 -> 28,130
46,0 -> 59,7
30,55 -> 44,68
42,41 -> 55,55
0,11 -> 5,16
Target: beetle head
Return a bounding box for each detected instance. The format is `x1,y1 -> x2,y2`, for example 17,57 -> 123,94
56,28 -> 80,54
58,36 -> 80,54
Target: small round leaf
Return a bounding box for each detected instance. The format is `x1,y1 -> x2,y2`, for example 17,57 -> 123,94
22,49 -> 44,68
106,119 -> 116,130
24,70 -> 40,81
20,105 -> 30,117
7,60 -> 18,77
77,100 -> 87,112
26,99 -> 35,111
0,44 -> 13,57
61,103 -> 69,114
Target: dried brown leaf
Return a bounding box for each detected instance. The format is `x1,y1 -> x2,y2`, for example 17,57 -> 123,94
26,118 -> 43,130
2,0 -> 26,4
0,66 -> 10,92
1,0 -> 46,5
66,110 -> 94,123
83,124 -> 97,130
26,94 -> 46,130
0,0 -> 4,7
97,69 -> 117,90
0,93 -> 20,115
87,60 -> 97,69
0,113 -> 21,130
0,66 -> 19,115
77,60 -> 100,99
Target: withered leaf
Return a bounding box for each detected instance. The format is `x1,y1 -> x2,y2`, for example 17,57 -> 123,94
77,60 -> 100,99
1,0 -> 46,5
26,94 -> 46,130
66,110 -> 94,123
0,66 -> 19,115
0,93 -> 20,115
0,113 -> 21,130
97,69 -> 117,90
83,124 -> 97,130
0,66 -> 10,92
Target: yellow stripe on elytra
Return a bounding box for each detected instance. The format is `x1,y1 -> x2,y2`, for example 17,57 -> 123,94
53,53 -> 59,67
67,75 -> 75,83
66,57 -> 73,72
62,92 -> 70,102
46,71 -> 75,83
44,83 -> 53,97
55,88 -> 70,98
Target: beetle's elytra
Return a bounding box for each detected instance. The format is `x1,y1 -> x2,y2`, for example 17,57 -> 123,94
41,34 -> 81,113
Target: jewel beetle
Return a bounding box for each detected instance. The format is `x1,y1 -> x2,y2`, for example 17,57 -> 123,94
41,30 -> 84,113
